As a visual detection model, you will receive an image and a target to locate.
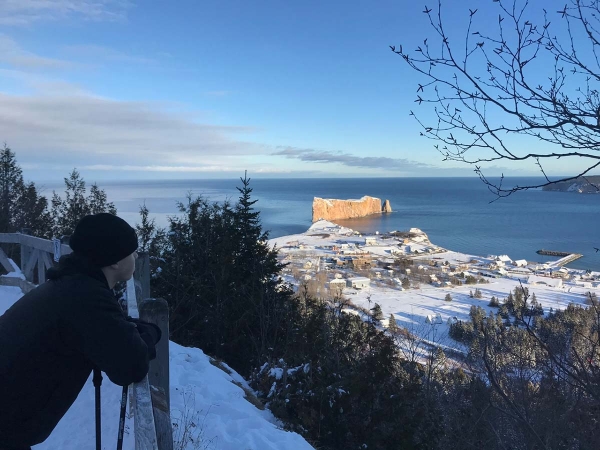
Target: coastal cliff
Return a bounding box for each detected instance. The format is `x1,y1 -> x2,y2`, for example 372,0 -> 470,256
542,176 -> 600,193
312,196 -> 391,222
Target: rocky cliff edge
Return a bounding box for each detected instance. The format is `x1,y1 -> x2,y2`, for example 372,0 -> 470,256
312,196 -> 391,222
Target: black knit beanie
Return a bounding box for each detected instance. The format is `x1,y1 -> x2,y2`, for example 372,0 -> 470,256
69,213 -> 138,267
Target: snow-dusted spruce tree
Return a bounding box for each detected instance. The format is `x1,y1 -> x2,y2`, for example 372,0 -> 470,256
148,173 -> 290,375
0,144 -> 51,238
396,0 -> 600,196
370,302 -> 384,321
388,313 -> 399,333
50,169 -> 116,237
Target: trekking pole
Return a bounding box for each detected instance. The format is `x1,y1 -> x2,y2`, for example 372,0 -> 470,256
93,368 -> 103,450
117,385 -> 128,450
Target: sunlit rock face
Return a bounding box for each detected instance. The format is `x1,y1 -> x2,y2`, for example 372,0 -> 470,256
382,199 -> 392,213
312,196 -> 390,222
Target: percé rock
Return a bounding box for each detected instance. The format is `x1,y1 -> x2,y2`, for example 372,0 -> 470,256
312,196 -> 392,222
382,199 -> 392,213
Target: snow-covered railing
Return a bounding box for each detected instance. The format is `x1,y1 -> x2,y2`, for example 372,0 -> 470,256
0,231 -> 71,289
126,278 -> 160,450
127,277 -> 173,450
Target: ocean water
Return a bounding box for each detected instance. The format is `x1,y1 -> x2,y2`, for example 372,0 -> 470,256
39,177 -> 600,271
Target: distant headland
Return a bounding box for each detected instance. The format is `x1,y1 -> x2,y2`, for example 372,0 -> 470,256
312,196 -> 392,222
542,176 -> 600,193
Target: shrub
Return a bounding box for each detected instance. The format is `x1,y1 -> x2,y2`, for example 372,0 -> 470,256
488,296 -> 500,307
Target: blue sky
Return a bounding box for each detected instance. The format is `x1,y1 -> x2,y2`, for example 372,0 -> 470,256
0,0 -> 593,182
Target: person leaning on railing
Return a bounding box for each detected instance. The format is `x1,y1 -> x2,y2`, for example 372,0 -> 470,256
0,213 -> 162,450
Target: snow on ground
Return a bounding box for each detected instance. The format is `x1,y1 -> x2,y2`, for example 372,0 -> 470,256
343,277 -> 590,352
270,219 -> 600,354
0,286 -> 314,450
0,285 -> 24,315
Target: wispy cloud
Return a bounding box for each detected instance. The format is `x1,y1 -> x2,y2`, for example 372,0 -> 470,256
273,147 -> 433,172
0,0 -> 131,25
0,92 -> 261,169
0,35 -> 73,69
76,165 -> 299,174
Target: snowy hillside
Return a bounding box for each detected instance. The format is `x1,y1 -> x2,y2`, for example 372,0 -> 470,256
0,285 -> 314,450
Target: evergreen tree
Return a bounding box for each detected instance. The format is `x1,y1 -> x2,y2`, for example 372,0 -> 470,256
151,175 -> 289,374
401,277 -> 410,289
0,144 -> 51,237
371,303 -> 383,321
0,144 -> 23,233
50,169 -> 116,237
12,182 -> 52,238
444,293 -> 452,302
388,313 -> 398,333
488,296 -> 499,307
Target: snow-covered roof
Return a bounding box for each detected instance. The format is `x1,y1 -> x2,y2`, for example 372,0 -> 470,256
527,275 -> 563,287
347,277 -> 370,283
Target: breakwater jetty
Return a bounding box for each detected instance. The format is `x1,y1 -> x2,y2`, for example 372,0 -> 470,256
537,249 -> 584,267
537,249 -> 571,257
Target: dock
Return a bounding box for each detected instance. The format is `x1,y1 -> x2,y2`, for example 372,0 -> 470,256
546,253 -> 583,267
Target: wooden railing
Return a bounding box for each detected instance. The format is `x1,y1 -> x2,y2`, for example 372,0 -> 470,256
126,277 -> 160,450
0,232 -> 172,450
0,231 -> 71,292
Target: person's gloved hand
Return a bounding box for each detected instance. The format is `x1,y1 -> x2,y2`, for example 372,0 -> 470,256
126,317 -> 162,360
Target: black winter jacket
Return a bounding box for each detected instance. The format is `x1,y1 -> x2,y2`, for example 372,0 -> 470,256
0,254 -> 158,447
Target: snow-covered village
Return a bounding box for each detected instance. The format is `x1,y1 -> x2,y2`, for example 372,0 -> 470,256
271,220 -> 599,356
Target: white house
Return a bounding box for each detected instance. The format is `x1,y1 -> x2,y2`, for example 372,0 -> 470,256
513,259 -> 528,267
347,277 -> 371,289
527,274 -> 563,288
329,279 -> 347,292
497,255 -> 513,264
364,237 -> 377,246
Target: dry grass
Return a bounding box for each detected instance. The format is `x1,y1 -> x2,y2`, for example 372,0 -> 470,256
232,380 -> 266,411
208,357 -> 232,375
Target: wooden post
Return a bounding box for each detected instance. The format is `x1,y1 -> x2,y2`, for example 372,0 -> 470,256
140,298 -> 172,450
150,386 -> 173,450
139,298 -> 170,407
20,229 -> 32,281
37,252 -> 46,284
135,252 -> 151,302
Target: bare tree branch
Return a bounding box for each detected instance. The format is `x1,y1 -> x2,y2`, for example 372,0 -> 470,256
394,0 -> 600,197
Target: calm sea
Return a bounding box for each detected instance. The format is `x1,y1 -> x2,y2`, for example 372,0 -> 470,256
39,177 -> 600,271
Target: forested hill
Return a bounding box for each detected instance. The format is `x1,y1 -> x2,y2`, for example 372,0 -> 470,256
542,176 -> 600,193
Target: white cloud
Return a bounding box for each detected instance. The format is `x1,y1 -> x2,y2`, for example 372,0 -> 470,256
0,92 -> 262,169
0,35 -> 73,69
0,0 -> 131,25
273,147 -> 433,172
